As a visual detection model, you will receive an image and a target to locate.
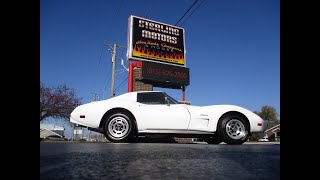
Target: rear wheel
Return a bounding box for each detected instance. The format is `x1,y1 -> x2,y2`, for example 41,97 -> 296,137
217,113 -> 249,145
104,112 -> 136,143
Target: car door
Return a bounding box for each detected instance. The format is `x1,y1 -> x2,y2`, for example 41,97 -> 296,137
136,92 -> 190,130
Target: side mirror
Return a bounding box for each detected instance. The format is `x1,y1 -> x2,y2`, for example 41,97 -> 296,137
165,97 -> 170,106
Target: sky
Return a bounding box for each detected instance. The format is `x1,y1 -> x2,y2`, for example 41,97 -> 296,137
40,0 -> 280,138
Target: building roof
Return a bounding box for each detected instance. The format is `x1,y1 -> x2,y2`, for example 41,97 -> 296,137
40,129 -> 63,138
40,124 -> 64,131
265,124 -> 280,133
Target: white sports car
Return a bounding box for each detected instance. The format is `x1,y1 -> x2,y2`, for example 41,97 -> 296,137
70,91 -> 266,145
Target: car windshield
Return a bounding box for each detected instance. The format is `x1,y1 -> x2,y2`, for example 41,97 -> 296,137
163,92 -> 179,104
137,92 -> 179,105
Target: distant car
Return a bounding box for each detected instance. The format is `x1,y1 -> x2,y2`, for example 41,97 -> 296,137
45,135 -> 67,141
258,137 -> 269,142
70,91 -> 266,145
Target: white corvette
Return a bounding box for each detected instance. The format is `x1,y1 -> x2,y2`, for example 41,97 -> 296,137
70,91 -> 266,144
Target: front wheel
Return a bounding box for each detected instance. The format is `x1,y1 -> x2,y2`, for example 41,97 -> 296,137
104,112 -> 135,143
217,113 -> 249,145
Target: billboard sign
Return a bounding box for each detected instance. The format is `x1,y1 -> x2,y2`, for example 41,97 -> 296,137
142,61 -> 190,87
127,15 -> 186,67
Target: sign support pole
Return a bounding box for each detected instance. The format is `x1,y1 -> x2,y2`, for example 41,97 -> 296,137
182,85 -> 186,101
128,61 -> 133,92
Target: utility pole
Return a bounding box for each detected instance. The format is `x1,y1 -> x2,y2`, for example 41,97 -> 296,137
111,44 -> 116,97
104,44 -> 127,97
91,92 -> 100,101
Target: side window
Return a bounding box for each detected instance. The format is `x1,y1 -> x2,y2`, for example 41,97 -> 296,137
137,93 -> 166,104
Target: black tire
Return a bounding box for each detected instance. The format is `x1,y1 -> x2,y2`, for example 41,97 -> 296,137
204,134 -> 222,144
217,113 -> 250,145
103,112 -> 136,143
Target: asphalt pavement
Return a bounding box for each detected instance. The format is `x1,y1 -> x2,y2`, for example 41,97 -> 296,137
40,142 -> 280,180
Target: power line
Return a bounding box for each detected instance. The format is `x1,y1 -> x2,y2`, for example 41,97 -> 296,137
119,1 -> 154,60
115,69 -> 126,75
102,51 -> 113,99
144,1 -> 154,18
102,0 -> 124,96
103,0 -> 124,44
180,0 -> 206,26
175,0 -> 199,26
105,44 -> 126,97
114,77 -> 128,93
119,47 -> 127,62
91,92 -> 100,101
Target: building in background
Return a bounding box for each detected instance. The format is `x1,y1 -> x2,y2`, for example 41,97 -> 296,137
264,124 -> 280,141
40,124 -> 65,139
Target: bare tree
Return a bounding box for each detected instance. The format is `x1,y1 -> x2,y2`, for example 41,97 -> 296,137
254,105 -> 280,129
40,81 -> 82,122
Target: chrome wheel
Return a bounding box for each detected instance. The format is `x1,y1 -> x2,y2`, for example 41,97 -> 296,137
225,119 -> 247,140
108,116 -> 129,138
